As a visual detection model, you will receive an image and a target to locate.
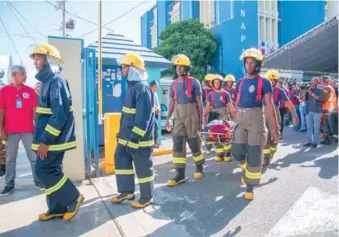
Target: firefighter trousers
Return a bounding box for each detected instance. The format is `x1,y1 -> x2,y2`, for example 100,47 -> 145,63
115,145 -> 154,199
35,152 -> 80,214
263,106 -> 281,160
232,108 -> 267,185
172,103 -> 204,169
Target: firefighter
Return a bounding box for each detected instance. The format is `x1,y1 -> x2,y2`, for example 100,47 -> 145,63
263,69 -> 299,166
165,54 -> 204,187
30,43 -> 84,221
232,48 -> 279,200
202,74 -> 214,154
202,74 -> 214,107
223,74 -> 237,105
203,74 -> 235,162
110,53 -> 155,208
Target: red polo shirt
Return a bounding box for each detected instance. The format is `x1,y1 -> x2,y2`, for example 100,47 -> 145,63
0,84 -> 37,134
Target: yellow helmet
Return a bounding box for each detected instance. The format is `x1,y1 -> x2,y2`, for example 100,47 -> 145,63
266,69 -> 280,80
171,54 -> 191,67
118,53 -> 145,71
30,43 -> 64,64
204,73 -> 214,81
240,48 -> 264,61
212,74 -> 224,81
225,74 -> 236,82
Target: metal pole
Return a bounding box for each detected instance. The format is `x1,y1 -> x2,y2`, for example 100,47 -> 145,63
62,0 -> 66,37
98,0 -> 103,125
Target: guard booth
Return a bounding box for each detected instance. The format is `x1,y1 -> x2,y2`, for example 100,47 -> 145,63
87,33 -> 172,146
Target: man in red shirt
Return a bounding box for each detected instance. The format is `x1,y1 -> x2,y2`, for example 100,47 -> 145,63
0,65 -> 43,196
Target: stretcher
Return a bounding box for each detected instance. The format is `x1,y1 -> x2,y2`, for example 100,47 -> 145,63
198,120 -> 234,145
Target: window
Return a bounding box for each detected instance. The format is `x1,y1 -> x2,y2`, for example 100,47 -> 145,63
199,0 -> 215,28
170,0 -> 180,24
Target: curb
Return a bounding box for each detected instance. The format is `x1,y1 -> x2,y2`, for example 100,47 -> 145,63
153,146 -> 190,156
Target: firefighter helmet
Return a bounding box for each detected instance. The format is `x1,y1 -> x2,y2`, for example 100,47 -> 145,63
240,48 -> 264,61
204,73 -> 215,81
225,74 -> 236,82
171,54 -> 191,67
266,69 -> 279,80
30,43 -> 64,64
117,53 -> 145,71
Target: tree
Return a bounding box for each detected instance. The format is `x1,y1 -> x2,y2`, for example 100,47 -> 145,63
154,19 -> 217,80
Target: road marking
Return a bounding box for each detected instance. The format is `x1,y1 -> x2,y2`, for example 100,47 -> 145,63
266,186 -> 338,237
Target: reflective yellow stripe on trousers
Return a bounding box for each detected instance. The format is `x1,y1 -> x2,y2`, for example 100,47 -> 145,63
245,170 -> 261,179
263,149 -> 271,155
45,175 -> 68,195
173,157 -> 186,164
138,175 -> 154,184
223,144 -> 232,150
118,138 -> 154,148
115,169 -> 135,175
193,154 -> 204,162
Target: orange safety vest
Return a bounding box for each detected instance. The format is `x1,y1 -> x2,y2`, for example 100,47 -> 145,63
323,86 -> 337,112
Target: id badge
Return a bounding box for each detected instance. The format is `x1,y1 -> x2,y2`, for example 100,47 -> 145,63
16,99 -> 22,109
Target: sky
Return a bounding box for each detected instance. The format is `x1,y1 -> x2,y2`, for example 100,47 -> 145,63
0,0 -> 156,86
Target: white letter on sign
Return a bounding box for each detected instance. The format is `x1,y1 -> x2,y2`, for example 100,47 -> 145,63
241,23 -> 246,30
241,35 -> 246,42
241,9 -> 246,18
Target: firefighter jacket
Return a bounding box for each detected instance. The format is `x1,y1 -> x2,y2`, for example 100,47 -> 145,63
117,80 -> 155,149
32,65 -> 76,152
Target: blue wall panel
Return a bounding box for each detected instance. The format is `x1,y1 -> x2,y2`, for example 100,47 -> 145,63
180,0 -> 192,20
192,0 -> 200,18
278,1 -> 325,47
157,0 -> 169,45
212,0 -> 258,80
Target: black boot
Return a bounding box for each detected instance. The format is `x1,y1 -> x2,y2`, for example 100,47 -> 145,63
194,164 -> 203,179
167,168 -> 185,187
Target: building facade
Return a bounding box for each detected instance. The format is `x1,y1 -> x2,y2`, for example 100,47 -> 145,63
141,0 -> 328,79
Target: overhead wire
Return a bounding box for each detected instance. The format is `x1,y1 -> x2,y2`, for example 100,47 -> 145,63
44,0 -> 113,31
0,17 -> 23,63
6,0 -> 38,43
7,2 -> 47,39
79,0 -> 148,38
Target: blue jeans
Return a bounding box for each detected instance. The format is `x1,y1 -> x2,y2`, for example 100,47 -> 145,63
306,112 -> 322,144
299,104 -> 307,130
326,112 -> 338,136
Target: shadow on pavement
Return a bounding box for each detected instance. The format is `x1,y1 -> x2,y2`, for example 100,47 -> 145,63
300,155 -> 338,179
0,185 -> 43,206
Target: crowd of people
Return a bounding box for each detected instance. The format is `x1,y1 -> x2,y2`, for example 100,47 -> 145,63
277,77 -> 338,147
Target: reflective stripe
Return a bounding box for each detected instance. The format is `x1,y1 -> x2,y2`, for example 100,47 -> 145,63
127,141 -> 139,149
118,139 -> 153,148
132,126 -> 146,137
224,144 -> 232,150
270,146 -> 277,152
263,149 -> 271,154
118,138 -> 128,146
115,169 -> 135,175
138,175 -> 154,184
45,175 -> 68,195
139,140 -> 154,147
122,106 -> 136,114
215,148 -> 224,153
45,124 -> 61,136
206,142 -> 213,145
193,154 -> 204,162
245,170 -> 261,179
36,106 -> 74,115
240,163 -> 246,170
173,157 -> 186,164
32,141 -> 76,151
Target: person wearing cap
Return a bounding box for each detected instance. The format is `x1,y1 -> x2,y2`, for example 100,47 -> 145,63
263,69 -> 299,166
203,74 -> 235,162
223,74 -> 237,105
165,54 -> 204,187
232,48 -> 279,200
110,53 -> 155,208
202,74 -> 214,108
0,65 -> 43,196
30,43 -> 83,221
